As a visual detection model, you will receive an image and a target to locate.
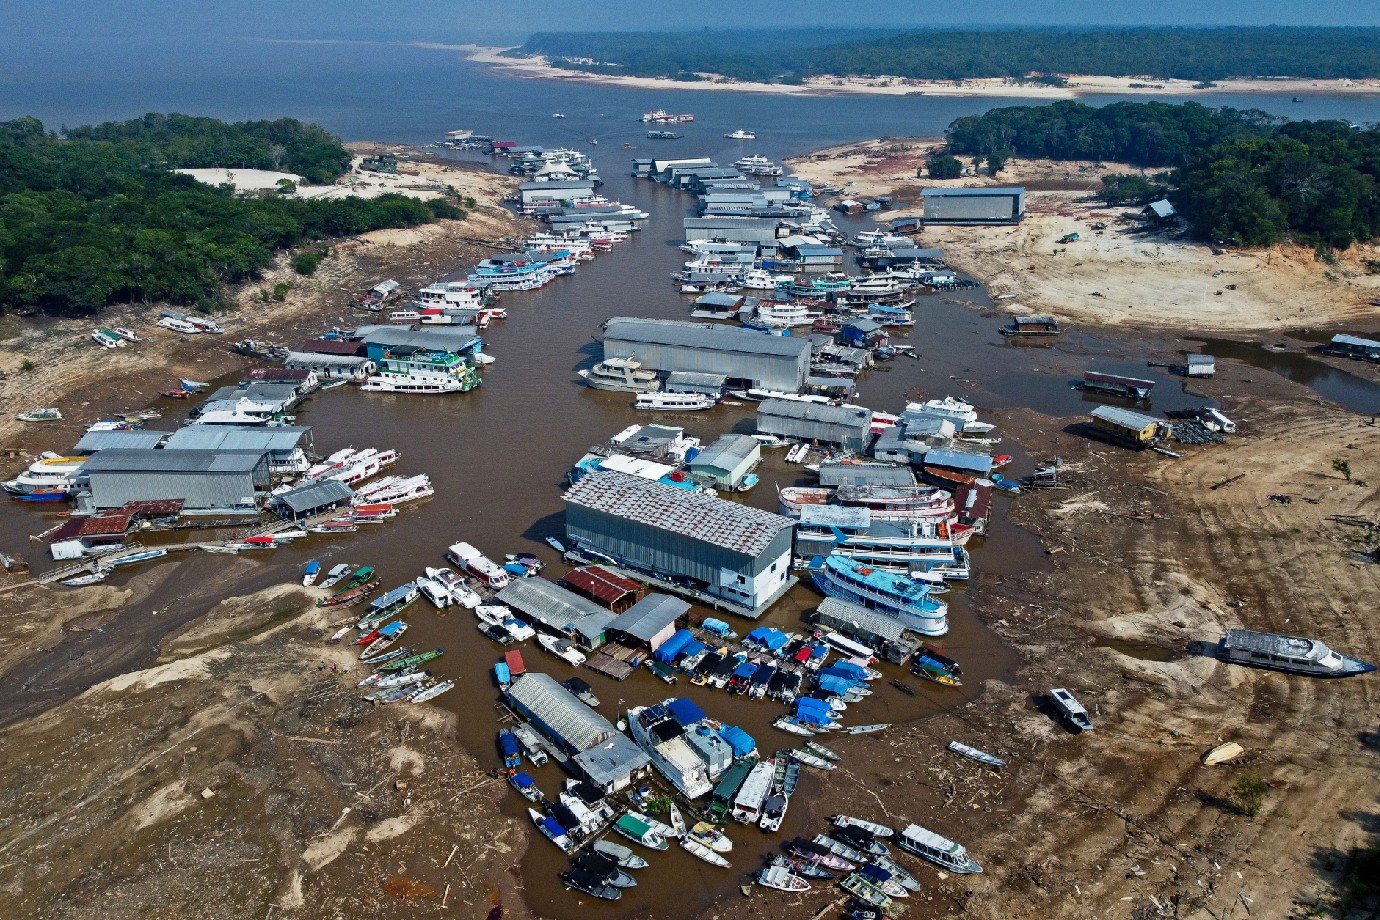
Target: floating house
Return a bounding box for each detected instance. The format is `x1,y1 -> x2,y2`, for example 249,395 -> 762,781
163,425 -> 313,476
809,597 -> 920,664
1088,406 -> 1173,449
563,471 -> 796,617
1185,353 -> 1217,377
688,434 -> 761,491
497,577 -> 617,650
1323,334 -> 1380,362
607,594 -> 690,652
81,450 -> 270,512
271,478 -> 355,520
505,673 -> 650,793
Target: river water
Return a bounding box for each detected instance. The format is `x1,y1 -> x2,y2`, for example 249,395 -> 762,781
5,37 -> 1380,915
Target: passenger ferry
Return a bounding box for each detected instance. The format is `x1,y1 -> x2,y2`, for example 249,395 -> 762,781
731,761 -> 775,824
796,519 -> 972,578
633,392 -> 715,412
447,541 -> 509,589
896,824 -> 982,873
3,453 -> 85,501
1216,629 -> 1375,677
738,269 -> 794,291
467,256 -> 557,291
809,555 -> 948,636
360,352 -> 480,394
412,281 -> 484,310
750,301 -> 820,329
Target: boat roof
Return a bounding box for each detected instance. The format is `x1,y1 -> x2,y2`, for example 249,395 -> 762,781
1221,628 -> 1325,659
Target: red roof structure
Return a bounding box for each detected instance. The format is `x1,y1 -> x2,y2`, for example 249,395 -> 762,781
558,566 -> 644,613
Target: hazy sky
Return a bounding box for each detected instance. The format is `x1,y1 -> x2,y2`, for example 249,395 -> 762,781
9,0 -> 1380,45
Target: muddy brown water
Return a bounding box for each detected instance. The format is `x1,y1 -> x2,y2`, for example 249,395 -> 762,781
0,157 -> 1338,913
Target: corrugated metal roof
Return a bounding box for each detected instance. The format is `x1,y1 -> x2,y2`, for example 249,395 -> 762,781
604,318 -> 810,359
758,399 -> 872,429
286,351 -> 372,367
274,478 -> 353,513
690,434 -> 759,473
354,325 -> 480,352
498,578 -> 617,643
815,597 -> 907,642
84,449 -> 268,474
73,430 -> 171,453
206,383 -> 299,404
798,504 -> 872,528
923,186 -> 1025,197
1187,353 -> 1216,364
611,594 -> 689,642
165,425 -> 309,453
563,471 -> 795,558
1090,406 -> 1162,430
683,217 -> 780,230
923,448 -> 994,473
818,463 -> 916,488
572,734 -> 650,788
1331,334 -> 1380,348
665,371 -> 729,388
507,672 -> 616,751
559,566 -> 643,606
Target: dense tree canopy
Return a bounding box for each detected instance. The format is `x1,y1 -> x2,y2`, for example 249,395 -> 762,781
519,27 -> 1380,84
942,102 -> 1380,249
0,116 -> 458,315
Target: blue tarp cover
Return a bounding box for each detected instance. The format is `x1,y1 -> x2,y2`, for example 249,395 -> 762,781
668,697 -> 707,727
541,817 -> 567,838
823,661 -> 868,681
719,725 -> 756,756
499,731 -> 519,755
701,618 -> 733,636
677,639 -> 707,660
512,772 -> 534,789
817,673 -> 855,695
796,697 -> 832,713
747,626 -> 788,650
654,628 -> 695,663
732,661 -> 757,679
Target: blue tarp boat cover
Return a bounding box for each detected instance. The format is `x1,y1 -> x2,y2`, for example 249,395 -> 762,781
701,617 -> 733,637
795,705 -> 832,726
542,817 -> 567,838
719,725 -> 756,757
678,639 -> 707,660
379,620 -> 405,636
495,662 -> 510,683
654,628 -> 695,663
747,626 -> 788,650
860,864 -> 891,883
796,698 -> 832,714
808,642 -> 829,659
512,772 -> 535,789
498,731 -> 519,756
732,661 -> 757,679
825,660 -> 870,681
817,673 -> 855,695
668,697 -> 707,727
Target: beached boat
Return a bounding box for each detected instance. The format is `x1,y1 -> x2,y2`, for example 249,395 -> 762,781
843,723 -> 889,735
681,836 -> 731,867
409,679 -> 453,703
63,570 -> 108,587
1215,628 -> 1375,677
896,823 -> 982,873
773,716 -> 816,737
3,453 -> 85,501
948,741 -> 1005,768
378,647 -> 443,673
17,408 -> 62,423
319,564 -> 353,589
1049,687 -> 1094,732
833,815 -> 893,838
814,834 -> 869,865
841,872 -> 894,908
791,748 -> 835,771
157,316 -> 202,334
756,865 -> 810,892
317,580 -> 379,607
592,839 -> 648,870
759,793 -> 787,833
784,838 -> 855,872
769,854 -> 833,880
613,813 -> 668,851
301,560 -> 320,587
359,645 -> 410,666
803,740 -> 838,762
872,854 -> 921,891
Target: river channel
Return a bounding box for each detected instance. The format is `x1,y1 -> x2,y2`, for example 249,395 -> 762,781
5,38 -> 1380,915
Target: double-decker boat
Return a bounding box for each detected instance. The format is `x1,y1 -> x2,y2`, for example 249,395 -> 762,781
809,555 -> 948,636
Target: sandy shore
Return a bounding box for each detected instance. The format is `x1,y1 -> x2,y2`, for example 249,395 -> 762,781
787,137 -> 1380,332
463,45 -> 1380,100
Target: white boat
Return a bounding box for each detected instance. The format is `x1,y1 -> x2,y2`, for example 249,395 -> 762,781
415,572 -> 452,608
680,836 -> 731,867
474,605 -> 509,628
579,358 -> 661,394
791,749 -> 836,771
759,793 -> 788,833
157,317 -> 202,334
112,326 -> 140,342
633,392 -> 715,411
626,704 -> 713,800
624,808 -> 677,840
1049,687 -> 1094,732
537,632 -> 586,666
872,854 -> 921,891
319,564 -> 353,589
773,716 -> 816,737
832,815 -> 894,838
756,865 -> 810,892
424,566 -> 480,609
689,822 -> 733,853
447,542 -> 509,589
546,536 -> 567,553
731,762 -> 775,824
3,452 -> 85,499
725,129 -> 757,140
843,723 -> 889,735
530,808 -> 574,852
668,803 -> 686,838
948,741 -> 1006,768
803,740 -> 838,762
501,618 -> 535,642
302,560 -> 321,587
592,839 -> 648,869
906,396 -> 995,434
753,300 -> 819,328
1216,628 -> 1375,678
896,823 -> 982,873
62,570 -> 109,587
738,268 -> 792,291
17,408 -> 62,423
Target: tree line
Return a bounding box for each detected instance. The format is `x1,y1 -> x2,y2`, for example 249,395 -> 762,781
0,115 -> 461,315
519,27 -> 1380,84
942,102 -> 1380,249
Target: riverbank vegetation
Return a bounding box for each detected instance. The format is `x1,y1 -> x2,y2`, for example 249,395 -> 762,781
944,102 -> 1380,249
0,115 -> 461,314
518,27 -> 1380,84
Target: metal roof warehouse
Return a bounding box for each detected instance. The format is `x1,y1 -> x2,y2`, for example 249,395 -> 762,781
82,449 -> 271,511
505,672 -> 620,754
498,577 -> 618,649
756,399 -> 874,451
608,593 -> 690,650
602,317 -> 811,394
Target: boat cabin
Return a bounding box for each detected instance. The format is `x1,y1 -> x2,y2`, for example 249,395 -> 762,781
1002,314 -> 1061,336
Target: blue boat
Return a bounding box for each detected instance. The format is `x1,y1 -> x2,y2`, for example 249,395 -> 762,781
499,730 -> 522,771
810,555 -> 948,637
494,660 -> 512,689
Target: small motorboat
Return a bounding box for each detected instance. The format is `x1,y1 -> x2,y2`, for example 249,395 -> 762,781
319,564 -> 353,589
302,560 -> 321,587
804,740 -> 839,762
756,864 -> 810,892
948,740 -> 1006,768
560,869 -> 620,901
592,839 -> 648,869
784,838 -> 854,871
832,815 -> 894,838
773,716 -> 815,737
668,803 -> 687,838
529,808 -> 574,852
689,822 -> 732,854
17,408 -> 62,423
843,723 -> 890,735
680,835 -> 731,867
508,771 -> 543,803
769,854 -> 834,880
791,749 -> 835,771
546,536 -> 567,553
572,852 -> 636,889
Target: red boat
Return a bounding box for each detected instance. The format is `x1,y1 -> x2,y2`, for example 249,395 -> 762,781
504,649 -> 526,678
317,580 -> 380,607
242,535 -> 277,547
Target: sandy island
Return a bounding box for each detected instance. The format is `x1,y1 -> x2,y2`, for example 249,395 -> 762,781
462,44 -> 1380,100
787,137 -> 1380,333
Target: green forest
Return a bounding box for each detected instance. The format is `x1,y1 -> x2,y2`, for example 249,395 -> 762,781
943,102 -> 1380,249
519,27 -> 1380,83
0,115 -> 459,315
